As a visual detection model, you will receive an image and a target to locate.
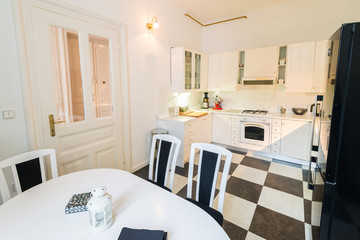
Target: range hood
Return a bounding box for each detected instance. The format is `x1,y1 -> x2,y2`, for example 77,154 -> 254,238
241,76 -> 277,85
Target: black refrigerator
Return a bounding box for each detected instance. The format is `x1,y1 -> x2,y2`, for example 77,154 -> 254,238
308,22 -> 360,240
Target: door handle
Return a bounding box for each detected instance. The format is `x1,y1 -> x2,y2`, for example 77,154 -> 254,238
307,156 -> 317,190
49,114 -> 65,137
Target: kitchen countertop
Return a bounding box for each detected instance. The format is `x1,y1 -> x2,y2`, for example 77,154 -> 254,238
190,108 -> 313,122
158,114 -> 198,123
158,109 -> 313,123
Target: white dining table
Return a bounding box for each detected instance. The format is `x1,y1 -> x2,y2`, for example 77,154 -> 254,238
0,169 -> 230,240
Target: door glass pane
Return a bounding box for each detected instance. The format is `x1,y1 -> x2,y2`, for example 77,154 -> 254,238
194,53 -> 201,89
52,27 -> 84,123
89,35 -> 113,118
185,51 -> 192,90
245,126 -> 264,141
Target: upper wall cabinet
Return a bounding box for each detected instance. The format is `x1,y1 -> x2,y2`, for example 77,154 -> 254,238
244,46 -> 278,78
208,53 -> 221,90
286,42 -> 316,92
208,51 -> 239,91
313,40 -> 331,92
286,41 -> 330,93
171,47 -> 208,92
219,51 -> 240,91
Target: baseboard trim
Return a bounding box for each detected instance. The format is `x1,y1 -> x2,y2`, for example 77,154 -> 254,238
131,159 -> 149,173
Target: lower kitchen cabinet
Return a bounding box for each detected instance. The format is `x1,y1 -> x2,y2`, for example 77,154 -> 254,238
212,113 -> 232,145
280,119 -> 311,161
158,114 -> 212,167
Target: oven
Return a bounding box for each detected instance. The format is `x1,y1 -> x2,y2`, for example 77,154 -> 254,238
239,116 -> 271,152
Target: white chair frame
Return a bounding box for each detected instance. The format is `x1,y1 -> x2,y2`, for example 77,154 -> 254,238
0,149 -> 58,203
148,134 -> 181,191
187,143 -> 232,214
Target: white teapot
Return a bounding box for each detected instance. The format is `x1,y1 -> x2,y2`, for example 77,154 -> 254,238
87,186 -> 113,232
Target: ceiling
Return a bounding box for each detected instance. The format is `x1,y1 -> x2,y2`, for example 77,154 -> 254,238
170,0 -> 288,23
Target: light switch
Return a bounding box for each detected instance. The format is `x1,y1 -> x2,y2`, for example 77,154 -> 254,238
3,111 -> 9,119
8,110 -> 15,118
2,110 -> 15,119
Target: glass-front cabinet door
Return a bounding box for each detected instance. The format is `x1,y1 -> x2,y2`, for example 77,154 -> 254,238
194,53 -> 201,89
185,51 -> 192,90
171,47 -> 206,92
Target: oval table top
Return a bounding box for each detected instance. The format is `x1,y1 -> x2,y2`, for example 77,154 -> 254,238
0,168 -> 229,240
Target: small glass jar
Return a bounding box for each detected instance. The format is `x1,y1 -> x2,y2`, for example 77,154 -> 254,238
87,186 -> 113,232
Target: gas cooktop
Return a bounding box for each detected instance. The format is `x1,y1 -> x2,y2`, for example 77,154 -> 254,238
242,110 -> 268,115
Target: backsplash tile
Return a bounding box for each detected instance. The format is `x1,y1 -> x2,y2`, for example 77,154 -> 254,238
166,85 -> 334,117
208,86 -> 321,114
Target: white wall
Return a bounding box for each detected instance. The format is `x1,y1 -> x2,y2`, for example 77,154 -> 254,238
203,0 -> 360,53
0,0 -> 29,160
59,0 -> 202,171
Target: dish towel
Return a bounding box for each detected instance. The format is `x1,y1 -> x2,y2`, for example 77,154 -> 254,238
118,227 -> 167,240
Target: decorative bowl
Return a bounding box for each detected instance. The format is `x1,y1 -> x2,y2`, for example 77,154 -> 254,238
292,108 -> 308,115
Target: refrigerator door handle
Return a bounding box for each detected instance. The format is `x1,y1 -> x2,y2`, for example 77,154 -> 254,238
307,156 -> 317,190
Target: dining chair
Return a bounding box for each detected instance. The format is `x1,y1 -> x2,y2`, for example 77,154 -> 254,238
147,134 -> 181,192
186,143 -> 232,226
0,149 -> 58,204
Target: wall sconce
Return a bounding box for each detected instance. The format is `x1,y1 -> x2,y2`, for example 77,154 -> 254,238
146,17 -> 159,32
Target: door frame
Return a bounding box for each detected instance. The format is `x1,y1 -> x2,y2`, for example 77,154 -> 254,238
11,0 -> 132,171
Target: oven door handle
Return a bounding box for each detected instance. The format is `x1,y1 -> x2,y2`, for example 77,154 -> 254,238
244,123 -> 266,128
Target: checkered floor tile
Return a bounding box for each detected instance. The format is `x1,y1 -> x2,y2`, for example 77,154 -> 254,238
133,151 -> 318,240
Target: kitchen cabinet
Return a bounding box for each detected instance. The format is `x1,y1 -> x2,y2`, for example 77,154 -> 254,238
158,114 -> 212,167
286,42 -> 316,92
231,116 -> 239,147
286,41 -> 329,93
219,51 -> 240,91
208,53 -> 221,90
271,118 -> 282,154
312,40 -> 331,92
212,114 -> 232,145
328,40 -> 339,85
171,47 -> 208,92
208,51 -> 239,91
280,120 -> 311,161
277,46 -> 287,85
244,46 -> 278,78
197,114 -> 212,143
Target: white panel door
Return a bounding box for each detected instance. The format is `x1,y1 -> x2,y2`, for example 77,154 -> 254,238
219,51 -> 239,91
208,53 -> 221,90
212,114 -> 232,145
31,7 -> 125,175
244,46 -> 278,77
286,42 -> 316,92
280,120 -> 311,161
312,40 -> 331,93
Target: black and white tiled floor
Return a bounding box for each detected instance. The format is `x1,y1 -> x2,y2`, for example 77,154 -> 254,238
133,151 -> 319,240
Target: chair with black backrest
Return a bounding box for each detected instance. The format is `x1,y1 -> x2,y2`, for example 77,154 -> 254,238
0,149 -> 58,204
147,134 -> 181,192
186,143 -> 232,226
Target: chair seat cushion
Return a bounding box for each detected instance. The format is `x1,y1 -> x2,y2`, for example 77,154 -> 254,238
185,198 -> 223,226
146,179 -> 172,192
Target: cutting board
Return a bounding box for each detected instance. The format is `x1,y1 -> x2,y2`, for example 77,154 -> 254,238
180,111 -> 208,118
